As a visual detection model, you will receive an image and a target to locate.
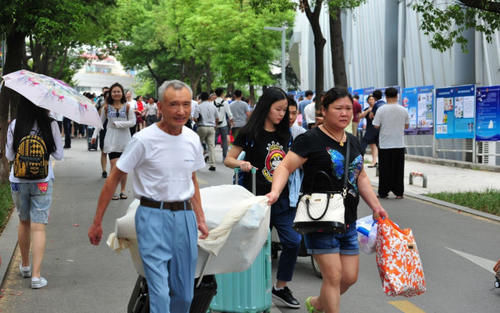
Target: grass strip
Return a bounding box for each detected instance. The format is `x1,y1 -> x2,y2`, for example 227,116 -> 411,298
426,189 -> 500,216
0,183 -> 13,234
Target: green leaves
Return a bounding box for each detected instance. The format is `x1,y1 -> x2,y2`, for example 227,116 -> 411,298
412,0 -> 500,53
111,0 -> 294,90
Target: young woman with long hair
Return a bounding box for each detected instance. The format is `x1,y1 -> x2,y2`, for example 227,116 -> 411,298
91,82 -> 136,200
224,87 -> 302,309
5,95 -> 63,289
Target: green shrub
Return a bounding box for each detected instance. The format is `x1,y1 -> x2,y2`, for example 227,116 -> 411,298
0,183 -> 13,231
426,189 -> 500,216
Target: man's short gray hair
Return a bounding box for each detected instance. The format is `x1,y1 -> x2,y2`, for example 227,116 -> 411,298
158,80 -> 193,101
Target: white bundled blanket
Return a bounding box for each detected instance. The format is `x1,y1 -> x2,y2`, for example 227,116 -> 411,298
107,184 -> 270,277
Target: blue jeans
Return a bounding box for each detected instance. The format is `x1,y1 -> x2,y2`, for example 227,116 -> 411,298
305,223 -> 359,255
215,126 -> 229,159
271,195 -> 301,282
11,181 -> 53,224
135,205 -> 198,313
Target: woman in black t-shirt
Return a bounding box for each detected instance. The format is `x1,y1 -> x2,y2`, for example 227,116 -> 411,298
267,88 -> 388,313
224,87 -> 302,308
360,94 -> 379,167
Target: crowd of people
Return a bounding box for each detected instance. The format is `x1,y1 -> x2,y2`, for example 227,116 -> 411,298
17,78 -> 498,313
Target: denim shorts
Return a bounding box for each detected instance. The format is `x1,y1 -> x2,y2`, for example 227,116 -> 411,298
11,181 -> 53,224
304,223 -> 359,255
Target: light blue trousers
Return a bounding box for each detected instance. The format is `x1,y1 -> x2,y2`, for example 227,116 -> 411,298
135,205 -> 198,313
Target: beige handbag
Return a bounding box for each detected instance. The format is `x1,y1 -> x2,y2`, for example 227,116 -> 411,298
293,138 -> 350,234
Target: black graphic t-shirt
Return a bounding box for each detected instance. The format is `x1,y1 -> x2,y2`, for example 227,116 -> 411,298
291,127 -> 364,224
234,130 -> 289,196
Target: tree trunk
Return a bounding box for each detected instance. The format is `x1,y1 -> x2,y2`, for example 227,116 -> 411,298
302,0 -> 325,93
248,76 -> 255,106
330,9 -> 348,88
227,83 -> 235,96
205,63 -> 213,92
0,29 -> 26,182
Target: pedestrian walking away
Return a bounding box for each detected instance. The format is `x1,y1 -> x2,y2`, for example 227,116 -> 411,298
224,87 -> 302,309
194,91 -> 219,171
5,94 -> 64,289
88,80 -> 209,313
267,87 -> 388,313
91,82 -> 136,200
214,87 -> 233,161
373,87 -> 409,199
230,89 -> 250,139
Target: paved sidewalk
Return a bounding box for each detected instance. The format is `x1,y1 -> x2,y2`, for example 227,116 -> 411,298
363,157 -> 500,195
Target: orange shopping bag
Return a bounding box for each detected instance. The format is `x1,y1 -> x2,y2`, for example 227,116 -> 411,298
375,218 -> 426,297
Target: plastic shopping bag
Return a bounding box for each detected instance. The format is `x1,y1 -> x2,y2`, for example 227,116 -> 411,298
375,218 -> 426,297
356,215 -> 377,254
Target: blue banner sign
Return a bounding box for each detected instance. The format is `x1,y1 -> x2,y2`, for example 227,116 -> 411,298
435,85 -> 475,139
476,86 -> 500,141
402,86 -> 434,135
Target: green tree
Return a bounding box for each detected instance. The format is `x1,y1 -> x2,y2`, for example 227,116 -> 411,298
412,0 -> 500,52
0,0 -> 115,182
112,0 -> 293,99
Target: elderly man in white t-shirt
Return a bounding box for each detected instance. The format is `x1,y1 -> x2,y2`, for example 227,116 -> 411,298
88,80 -> 209,313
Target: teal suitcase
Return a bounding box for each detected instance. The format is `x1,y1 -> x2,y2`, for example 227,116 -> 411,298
209,233 -> 272,313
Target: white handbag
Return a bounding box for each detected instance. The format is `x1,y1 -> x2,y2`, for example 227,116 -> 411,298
293,138 -> 350,234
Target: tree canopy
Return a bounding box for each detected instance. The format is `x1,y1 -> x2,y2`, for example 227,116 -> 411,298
110,0 -> 295,95
413,0 -> 500,52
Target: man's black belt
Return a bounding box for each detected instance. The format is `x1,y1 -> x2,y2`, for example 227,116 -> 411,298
140,197 -> 192,211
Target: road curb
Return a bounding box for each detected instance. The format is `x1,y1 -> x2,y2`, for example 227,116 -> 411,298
370,181 -> 500,223
0,212 -> 18,287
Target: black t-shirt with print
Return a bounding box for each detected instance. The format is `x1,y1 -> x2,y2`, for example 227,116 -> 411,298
291,127 -> 364,224
234,130 -> 289,196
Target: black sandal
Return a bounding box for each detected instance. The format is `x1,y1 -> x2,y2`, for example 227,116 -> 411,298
119,193 -> 128,200
112,194 -> 119,200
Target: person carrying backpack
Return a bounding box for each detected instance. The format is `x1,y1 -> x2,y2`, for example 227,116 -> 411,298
5,95 -> 63,289
214,87 -> 233,161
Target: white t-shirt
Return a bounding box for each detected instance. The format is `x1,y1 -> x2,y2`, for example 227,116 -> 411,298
144,102 -> 158,117
304,102 -> 316,125
373,103 -> 409,149
191,100 -> 199,118
127,100 -> 137,111
117,124 -> 205,201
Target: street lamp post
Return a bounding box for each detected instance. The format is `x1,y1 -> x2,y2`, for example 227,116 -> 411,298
264,23 -> 288,91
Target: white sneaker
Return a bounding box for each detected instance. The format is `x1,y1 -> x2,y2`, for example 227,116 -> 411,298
31,277 -> 48,289
19,264 -> 31,278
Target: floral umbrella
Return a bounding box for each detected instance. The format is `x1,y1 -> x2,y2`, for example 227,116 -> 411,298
2,70 -> 102,128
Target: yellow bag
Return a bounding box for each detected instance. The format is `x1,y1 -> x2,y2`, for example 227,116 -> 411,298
14,133 -> 49,180
375,218 -> 426,297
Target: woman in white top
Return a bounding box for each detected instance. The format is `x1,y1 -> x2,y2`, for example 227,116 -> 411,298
5,95 -> 63,289
92,82 -> 136,200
